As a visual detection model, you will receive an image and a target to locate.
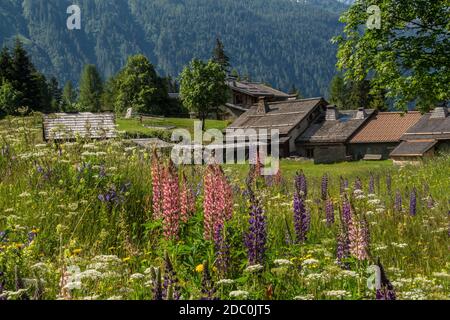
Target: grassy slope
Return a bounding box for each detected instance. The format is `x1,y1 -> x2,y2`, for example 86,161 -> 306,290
117,117 -> 230,137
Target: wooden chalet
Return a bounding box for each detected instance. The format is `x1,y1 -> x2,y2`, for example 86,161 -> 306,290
390,106 -> 450,164
349,111 -> 422,160
296,105 -> 375,164
221,79 -> 297,120
227,97 -> 327,157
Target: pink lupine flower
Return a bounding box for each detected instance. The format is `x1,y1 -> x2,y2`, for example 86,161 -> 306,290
162,160 -> 180,241
151,150 -> 163,219
203,165 -> 233,241
348,218 -> 369,261
180,173 -> 195,223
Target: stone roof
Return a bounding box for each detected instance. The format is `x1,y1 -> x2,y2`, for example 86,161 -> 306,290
227,98 -> 326,136
297,109 -> 375,144
227,79 -> 295,99
390,140 -> 438,157
401,108 -> 450,141
350,112 -> 422,143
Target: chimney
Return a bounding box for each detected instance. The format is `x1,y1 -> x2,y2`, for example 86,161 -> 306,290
256,97 -> 269,114
430,104 -> 448,119
355,107 -> 367,120
325,105 -> 339,121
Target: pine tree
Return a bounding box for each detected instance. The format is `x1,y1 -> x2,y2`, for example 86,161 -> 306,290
78,64 -> 103,112
212,38 -> 231,73
10,38 -> 41,110
289,84 -> 303,99
348,80 -> 371,109
0,47 -> 13,82
62,81 -> 77,111
48,77 -> 62,111
329,75 -> 348,109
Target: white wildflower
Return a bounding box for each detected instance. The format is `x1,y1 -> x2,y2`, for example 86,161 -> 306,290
130,273 -> 145,281
229,290 -> 249,299
217,279 -> 235,285
293,294 -> 314,300
302,258 -> 319,266
324,290 -> 349,299
274,259 -> 293,266
245,264 -> 263,273
79,269 -> 103,280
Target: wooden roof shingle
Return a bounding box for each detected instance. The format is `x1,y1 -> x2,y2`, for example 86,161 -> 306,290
227,98 -> 326,136
43,113 -> 117,141
350,112 -> 422,143
297,109 -> 375,144
402,108 -> 450,141
390,140 -> 437,157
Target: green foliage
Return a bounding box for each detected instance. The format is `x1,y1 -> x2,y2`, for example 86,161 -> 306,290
334,0 -> 450,111
0,0 -> 348,97
0,80 -> 20,116
212,38 -> 231,73
180,59 -> 228,130
78,64 -> 103,112
329,75 -> 387,110
112,55 -> 169,115
62,81 -> 77,112
0,116 -> 449,300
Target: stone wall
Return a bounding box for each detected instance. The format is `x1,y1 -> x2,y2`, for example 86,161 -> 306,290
313,144 -> 347,164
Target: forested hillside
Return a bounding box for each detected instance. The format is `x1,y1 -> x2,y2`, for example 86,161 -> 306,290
0,0 -> 347,97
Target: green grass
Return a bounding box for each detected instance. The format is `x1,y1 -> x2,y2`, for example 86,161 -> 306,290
0,115 -> 449,301
226,159 -> 394,180
117,117 -> 230,138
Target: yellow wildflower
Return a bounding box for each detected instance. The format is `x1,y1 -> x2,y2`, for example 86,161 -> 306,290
195,264 -> 204,273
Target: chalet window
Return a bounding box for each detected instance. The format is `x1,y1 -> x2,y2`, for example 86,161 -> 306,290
235,94 -> 243,105
306,148 -> 314,158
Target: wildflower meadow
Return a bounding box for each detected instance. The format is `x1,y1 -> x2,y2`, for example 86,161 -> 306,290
0,115 -> 449,301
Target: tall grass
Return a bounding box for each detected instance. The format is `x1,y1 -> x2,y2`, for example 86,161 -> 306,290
0,115 -> 448,300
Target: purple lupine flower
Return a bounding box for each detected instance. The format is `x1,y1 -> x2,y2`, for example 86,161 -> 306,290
354,177 -> 362,192
293,194 -> 310,243
27,229 -> 37,245
386,174 -> 392,194
321,174 -> 328,200
369,174 -> 375,194
162,252 -> 180,300
214,224 -> 230,278
245,193 -> 267,265
409,188 -> 417,216
325,198 -> 334,226
150,267 -> 163,300
395,190 -> 402,212
376,259 -> 396,300
295,171 -> 307,198
336,231 -> 350,269
201,260 -> 216,300
342,198 -> 352,227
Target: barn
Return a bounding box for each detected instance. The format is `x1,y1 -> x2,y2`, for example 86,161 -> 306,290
295,105 -> 375,164
390,106 -> 450,164
349,111 -> 422,160
227,97 -> 327,157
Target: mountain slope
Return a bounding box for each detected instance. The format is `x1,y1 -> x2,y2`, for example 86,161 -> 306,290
0,0 -> 348,97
